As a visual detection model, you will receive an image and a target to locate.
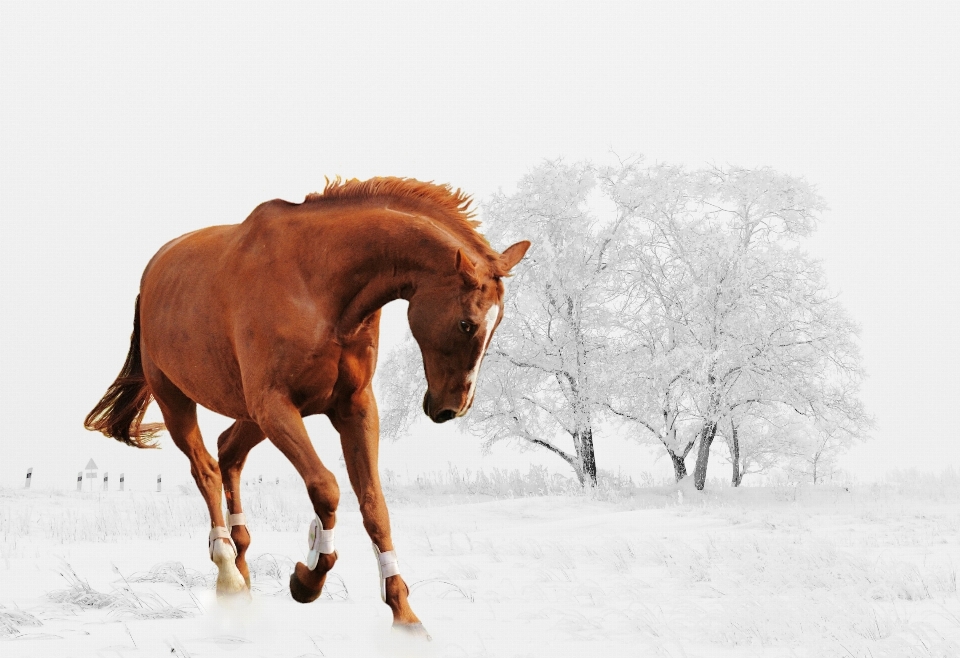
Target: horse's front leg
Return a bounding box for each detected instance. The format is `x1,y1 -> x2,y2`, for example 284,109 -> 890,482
252,393 -> 340,604
331,391 -> 427,636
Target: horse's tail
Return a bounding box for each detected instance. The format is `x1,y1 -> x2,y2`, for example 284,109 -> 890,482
84,295 -> 165,448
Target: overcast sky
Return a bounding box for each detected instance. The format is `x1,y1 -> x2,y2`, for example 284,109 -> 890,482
1,2 -> 958,489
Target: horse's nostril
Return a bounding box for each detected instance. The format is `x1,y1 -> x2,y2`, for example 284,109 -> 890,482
433,409 -> 456,423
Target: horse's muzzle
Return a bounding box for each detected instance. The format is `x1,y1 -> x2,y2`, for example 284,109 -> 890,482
423,392 -> 456,424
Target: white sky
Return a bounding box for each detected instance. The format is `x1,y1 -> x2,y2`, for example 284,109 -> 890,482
1,2 -> 958,489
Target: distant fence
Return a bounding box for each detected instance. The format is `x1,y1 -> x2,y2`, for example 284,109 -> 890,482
18,469 -> 277,492
20,468 -> 158,493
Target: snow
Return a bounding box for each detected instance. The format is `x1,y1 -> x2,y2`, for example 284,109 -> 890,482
2,482 -> 959,657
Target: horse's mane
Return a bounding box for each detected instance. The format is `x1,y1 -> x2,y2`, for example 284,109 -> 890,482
305,177 -> 507,275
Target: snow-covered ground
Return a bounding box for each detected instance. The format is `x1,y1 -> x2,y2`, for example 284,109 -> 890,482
2,478 -> 959,657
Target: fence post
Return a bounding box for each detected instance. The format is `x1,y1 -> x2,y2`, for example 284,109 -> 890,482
103,472 -> 109,492
76,471 -> 83,492
119,473 -> 125,492
24,467 -> 32,489
157,474 -> 162,493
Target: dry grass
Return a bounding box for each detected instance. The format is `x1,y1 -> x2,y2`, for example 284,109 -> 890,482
0,604 -> 42,637
128,560 -> 213,588
46,562 -> 195,620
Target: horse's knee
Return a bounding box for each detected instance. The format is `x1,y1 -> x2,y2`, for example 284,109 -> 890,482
357,489 -> 388,526
356,488 -> 382,513
306,475 -> 340,522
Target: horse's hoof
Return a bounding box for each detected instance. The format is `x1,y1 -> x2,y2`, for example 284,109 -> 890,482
215,570 -> 250,599
392,622 -> 432,641
213,541 -> 249,598
289,562 -> 323,603
216,584 -> 252,602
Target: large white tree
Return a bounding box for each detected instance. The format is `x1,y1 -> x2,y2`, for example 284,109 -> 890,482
602,162 -> 869,488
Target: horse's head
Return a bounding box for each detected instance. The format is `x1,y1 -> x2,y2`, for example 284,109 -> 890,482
408,241 -> 530,423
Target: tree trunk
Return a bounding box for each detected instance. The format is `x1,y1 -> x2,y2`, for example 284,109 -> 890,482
669,451 -> 687,481
729,420 -> 742,487
693,421 -> 718,491
578,428 -> 598,487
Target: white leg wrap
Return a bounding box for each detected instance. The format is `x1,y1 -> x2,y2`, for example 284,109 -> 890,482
373,543 -> 400,603
209,526 -> 237,559
229,513 -> 246,527
306,515 -> 335,570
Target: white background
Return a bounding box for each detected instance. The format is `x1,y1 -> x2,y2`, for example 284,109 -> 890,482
1,2 -> 958,490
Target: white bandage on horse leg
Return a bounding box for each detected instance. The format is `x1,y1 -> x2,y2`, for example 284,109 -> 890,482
372,543 -> 400,602
305,515 -> 335,570
228,513 -> 246,527
208,526 -> 237,559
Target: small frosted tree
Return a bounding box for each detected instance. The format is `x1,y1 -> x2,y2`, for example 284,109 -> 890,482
379,161 -> 630,487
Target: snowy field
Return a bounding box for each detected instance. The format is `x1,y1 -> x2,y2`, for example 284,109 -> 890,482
2,473 -> 960,658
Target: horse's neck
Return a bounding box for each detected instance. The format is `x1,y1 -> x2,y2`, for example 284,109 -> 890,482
329,212 -> 454,335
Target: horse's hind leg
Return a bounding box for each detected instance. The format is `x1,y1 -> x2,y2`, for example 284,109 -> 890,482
217,420 -> 266,587
144,366 -> 247,596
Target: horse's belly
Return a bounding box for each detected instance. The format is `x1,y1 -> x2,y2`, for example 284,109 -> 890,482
142,315 -> 250,419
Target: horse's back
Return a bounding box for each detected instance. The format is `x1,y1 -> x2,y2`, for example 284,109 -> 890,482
136,200 -> 354,420
140,199 -> 303,323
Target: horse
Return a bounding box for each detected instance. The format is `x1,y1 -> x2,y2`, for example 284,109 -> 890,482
84,177 -> 530,636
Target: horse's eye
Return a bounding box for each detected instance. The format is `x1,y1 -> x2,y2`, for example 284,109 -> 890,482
459,320 -> 475,335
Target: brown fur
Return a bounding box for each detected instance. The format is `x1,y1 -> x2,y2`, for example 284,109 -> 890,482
85,177 -> 530,631
304,176 -> 512,277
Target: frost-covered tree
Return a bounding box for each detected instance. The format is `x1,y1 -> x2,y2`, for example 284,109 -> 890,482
603,163 -> 869,488
379,161 -> 630,487
716,411 -> 783,487
597,164 -> 703,481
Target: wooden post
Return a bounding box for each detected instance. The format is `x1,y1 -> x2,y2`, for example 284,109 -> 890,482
103,472 -> 109,491
157,474 -> 162,492
76,471 -> 83,492
24,468 -> 32,489
119,473 -> 125,492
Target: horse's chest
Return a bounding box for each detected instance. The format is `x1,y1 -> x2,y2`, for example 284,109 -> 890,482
291,342 -> 375,416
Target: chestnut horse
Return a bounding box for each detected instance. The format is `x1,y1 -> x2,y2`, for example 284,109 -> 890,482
84,178 -> 530,635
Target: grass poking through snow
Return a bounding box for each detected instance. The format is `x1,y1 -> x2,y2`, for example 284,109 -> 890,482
46,561 -> 195,620
0,604 -> 42,637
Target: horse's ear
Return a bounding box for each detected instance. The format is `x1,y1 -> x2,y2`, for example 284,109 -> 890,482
499,241 -> 531,273
456,249 -> 480,287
